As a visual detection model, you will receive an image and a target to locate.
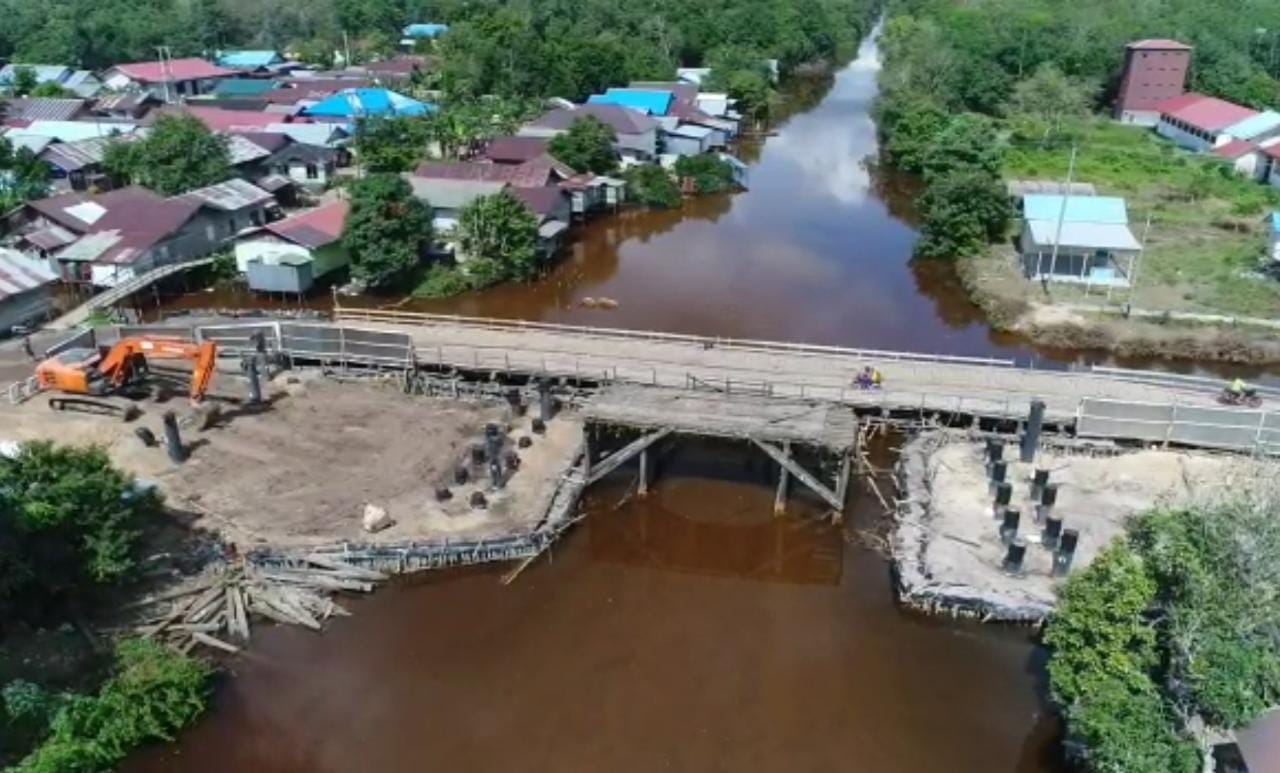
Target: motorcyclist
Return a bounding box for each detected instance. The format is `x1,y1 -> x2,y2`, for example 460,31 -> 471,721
1227,378 -> 1248,398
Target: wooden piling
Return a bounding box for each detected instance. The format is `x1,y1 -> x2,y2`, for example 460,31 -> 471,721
774,441 -> 791,515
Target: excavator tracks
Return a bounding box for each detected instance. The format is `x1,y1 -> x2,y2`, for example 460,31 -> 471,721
48,397 -> 141,422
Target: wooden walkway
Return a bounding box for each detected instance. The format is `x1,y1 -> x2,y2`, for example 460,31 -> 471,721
333,309 -> 1221,423
51,257 -> 215,330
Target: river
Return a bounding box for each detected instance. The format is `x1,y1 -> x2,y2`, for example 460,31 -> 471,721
125,34 -> 1069,772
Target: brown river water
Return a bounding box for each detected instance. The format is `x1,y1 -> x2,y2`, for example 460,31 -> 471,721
124,33 -> 1076,772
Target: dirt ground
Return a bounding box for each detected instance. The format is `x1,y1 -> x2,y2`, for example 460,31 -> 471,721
895,433 -> 1271,620
0,371 -> 584,549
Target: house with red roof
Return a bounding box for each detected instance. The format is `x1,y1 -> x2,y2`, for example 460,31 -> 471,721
233,200 -> 349,292
101,58 -> 236,101
1156,93 -> 1259,152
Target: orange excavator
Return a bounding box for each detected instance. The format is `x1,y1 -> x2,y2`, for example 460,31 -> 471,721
36,336 -> 218,417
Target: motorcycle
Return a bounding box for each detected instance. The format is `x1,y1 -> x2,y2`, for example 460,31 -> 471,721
1218,387 -> 1263,408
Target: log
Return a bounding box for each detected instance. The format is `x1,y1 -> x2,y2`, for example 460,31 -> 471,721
299,554 -> 388,581
121,575 -> 220,610
192,632 -> 240,654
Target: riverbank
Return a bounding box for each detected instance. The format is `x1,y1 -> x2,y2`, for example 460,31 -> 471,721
958,251 -> 1280,364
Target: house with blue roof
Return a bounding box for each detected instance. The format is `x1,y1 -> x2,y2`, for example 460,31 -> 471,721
216,50 -> 286,71
302,88 -> 435,122
587,89 -> 675,117
402,23 -> 449,47
1019,194 -> 1142,286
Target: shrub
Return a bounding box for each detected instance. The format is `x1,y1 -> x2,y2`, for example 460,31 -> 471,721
674,154 -> 737,194
623,165 -> 681,209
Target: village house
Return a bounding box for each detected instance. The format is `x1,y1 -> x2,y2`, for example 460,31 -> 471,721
101,58 -> 236,101
1212,139 -> 1275,181
0,248 -> 58,331
302,88 -> 434,122
520,105 -> 660,162
356,56 -> 432,85
483,136 -> 550,165
8,180 -> 274,287
401,23 -> 449,48
509,186 -> 572,256
403,176 -> 507,245
2,98 -> 89,122
1018,194 -> 1142,286
663,123 -> 716,156
39,136 -> 120,192
415,154 -> 574,189
588,88 -> 675,117
215,50 -> 286,73
1155,93 -> 1258,153
234,200 -> 349,293
0,64 -> 101,98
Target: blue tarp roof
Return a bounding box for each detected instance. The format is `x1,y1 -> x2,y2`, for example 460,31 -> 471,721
1225,111 -> 1280,141
403,23 -> 449,38
302,88 -> 434,119
588,89 -> 674,116
1023,194 -> 1129,225
217,50 -> 284,69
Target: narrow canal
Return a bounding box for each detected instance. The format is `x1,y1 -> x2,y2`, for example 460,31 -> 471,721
125,34 -> 1067,772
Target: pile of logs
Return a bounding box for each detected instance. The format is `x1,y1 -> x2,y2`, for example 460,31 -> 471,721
129,555 -> 387,654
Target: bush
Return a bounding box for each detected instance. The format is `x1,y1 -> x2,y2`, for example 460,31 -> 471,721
914,170 -> 1010,259
624,165 -> 681,209
674,154 -> 737,194
412,263 -> 478,298
13,639 -> 211,773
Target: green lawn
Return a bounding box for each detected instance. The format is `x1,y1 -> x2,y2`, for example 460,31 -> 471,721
1003,121 -> 1280,318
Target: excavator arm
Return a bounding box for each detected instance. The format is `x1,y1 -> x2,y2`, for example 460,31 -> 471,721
37,336 -> 219,403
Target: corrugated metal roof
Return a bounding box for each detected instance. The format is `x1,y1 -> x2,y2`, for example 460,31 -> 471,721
181,178 -> 274,211
217,51 -> 284,69
1224,110 -> 1280,141
588,89 -> 674,116
22,224 -> 78,251
1128,39 -> 1192,50
1212,139 -> 1259,159
13,120 -> 136,143
0,248 -> 57,301
530,104 -> 658,135
1159,93 -> 1258,133
402,23 -> 449,38
5,134 -> 54,155
302,88 -> 433,119
109,58 -> 234,84
261,200 -> 348,248
1023,195 -> 1129,225
404,176 -> 506,209
5,98 -> 87,122
0,65 -> 70,87
213,78 -> 282,98
667,123 -> 715,139
40,136 -> 119,171
225,134 -> 273,165
1026,220 -> 1141,251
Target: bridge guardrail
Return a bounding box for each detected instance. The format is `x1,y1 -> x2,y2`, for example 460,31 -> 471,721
1077,397 -> 1280,456
333,307 -> 1018,368
1087,365 -> 1280,400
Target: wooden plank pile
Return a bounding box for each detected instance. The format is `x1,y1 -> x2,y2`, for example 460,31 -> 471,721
129,555 -> 387,654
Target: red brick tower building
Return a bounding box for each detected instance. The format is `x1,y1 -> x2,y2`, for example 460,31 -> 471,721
1114,39 -> 1193,126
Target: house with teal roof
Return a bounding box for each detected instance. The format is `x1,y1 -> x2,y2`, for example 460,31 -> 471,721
302,88 -> 435,122
1019,194 -> 1142,285
216,51 -> 286,71
587,89 -> 675,117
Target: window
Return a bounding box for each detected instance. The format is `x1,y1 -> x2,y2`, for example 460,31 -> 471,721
305,163 -> 319,179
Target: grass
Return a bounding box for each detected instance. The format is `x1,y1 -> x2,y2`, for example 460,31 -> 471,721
1003,120 -> 1280,318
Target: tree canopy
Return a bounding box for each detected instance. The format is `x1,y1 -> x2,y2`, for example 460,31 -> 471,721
354,116 -> 434,173
1044,491 -> 1280,771
343,174 -> 432,290
102,115 -> 231,196
0,137 -> 51,212
548,117 -> 618,175
456,190 -> 541,285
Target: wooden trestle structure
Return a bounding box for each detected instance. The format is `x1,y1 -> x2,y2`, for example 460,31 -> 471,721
581,386 -> 859,519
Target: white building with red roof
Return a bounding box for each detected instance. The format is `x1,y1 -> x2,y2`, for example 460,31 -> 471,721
233,200 -> 350,293
1156,93 -> 1259,152
101,58 -> 236,101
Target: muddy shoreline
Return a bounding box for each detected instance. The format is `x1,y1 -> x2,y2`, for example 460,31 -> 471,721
957,255 -> 1280,366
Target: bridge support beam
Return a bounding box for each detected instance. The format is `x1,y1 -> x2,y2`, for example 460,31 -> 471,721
751,438 -> 843,513
833,451 -> 852,524
586,428 -> 673,487
638,447 -> 651,495
773,441 -> 791,516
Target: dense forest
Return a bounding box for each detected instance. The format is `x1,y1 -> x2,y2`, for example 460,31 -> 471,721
0,0 -> 873,100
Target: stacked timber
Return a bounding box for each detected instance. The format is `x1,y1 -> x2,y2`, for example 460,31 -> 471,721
130,556 -> 387,653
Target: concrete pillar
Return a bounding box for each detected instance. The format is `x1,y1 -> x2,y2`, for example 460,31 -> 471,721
582,427 -> 592,479
162,411 -> 185,463
774,441 -> 791,516
1020,399 -> 1046,463
638,448 -> 650,496
246,354 -> 263,405
538,378 -> 553,422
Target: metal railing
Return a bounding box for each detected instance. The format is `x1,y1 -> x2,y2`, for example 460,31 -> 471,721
1088,365 -> 1280,400
333,307 -> 1019,368
1077,397 -> 1280,456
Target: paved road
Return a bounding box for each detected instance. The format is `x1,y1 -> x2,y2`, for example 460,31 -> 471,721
332,311 -> 1221,422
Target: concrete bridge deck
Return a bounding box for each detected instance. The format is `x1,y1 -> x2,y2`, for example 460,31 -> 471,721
333,309 -> 1220,423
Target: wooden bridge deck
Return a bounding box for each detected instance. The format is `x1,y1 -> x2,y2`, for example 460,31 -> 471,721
334,309 -> 1220,423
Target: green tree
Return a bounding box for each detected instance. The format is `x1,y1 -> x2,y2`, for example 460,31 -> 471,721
0,137 -> 51,211
674,154 -> 737,194
920,113 -> 1003,181
28,81 -> 70,98
102,115 -> 231,196
355,116 -> 433,173
914,170 -> 1010,259
0,441 -> 160,623
1009,64 -> 1095,135
13,639 -> 211,773
548,116 -> 617,174
343,174 -> 432,289
11,66 -> 38,96
456,190 -> 541,285
623,164 -> 681,209
879,99 -> 949,175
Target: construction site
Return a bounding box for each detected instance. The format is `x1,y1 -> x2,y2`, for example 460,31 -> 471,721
892,431 -> 1274,623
